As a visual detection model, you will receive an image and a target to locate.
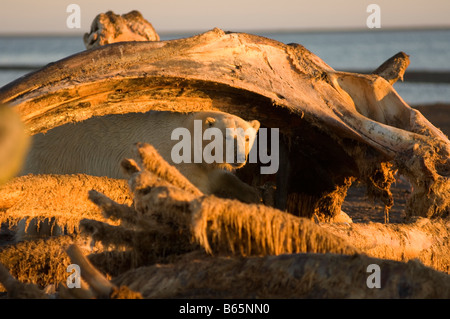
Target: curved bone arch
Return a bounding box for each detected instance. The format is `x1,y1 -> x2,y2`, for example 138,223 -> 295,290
0,21 -> 449,221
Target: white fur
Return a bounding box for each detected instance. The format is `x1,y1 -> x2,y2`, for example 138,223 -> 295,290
22,111 -> 260,203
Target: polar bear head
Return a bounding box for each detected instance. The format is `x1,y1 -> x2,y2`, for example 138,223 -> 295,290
190,111 -> 260,170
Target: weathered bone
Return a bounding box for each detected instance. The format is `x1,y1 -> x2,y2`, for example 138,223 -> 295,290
64,244 -> 143,299
69,143 -> 450,297
111,253 -> 450,298
1,141 -> 449,297
133,142 -> 203,196
1,26 -> 449,220
84,143 -> 449,272
0,174 -> 131,241
83,10 -> 159,50
372,51 -> 410,84
0,262 -> 48,298
0,235 -> 76,294
321,218 -> 450,273
65,244 -> 114,298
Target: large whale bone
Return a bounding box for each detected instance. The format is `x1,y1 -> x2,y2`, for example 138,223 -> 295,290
0,28 -> 448,220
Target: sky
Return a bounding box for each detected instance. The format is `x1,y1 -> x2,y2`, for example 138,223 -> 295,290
0,0 -> 449,35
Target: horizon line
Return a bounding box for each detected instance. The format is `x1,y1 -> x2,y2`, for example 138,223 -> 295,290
0,25 -> 449,37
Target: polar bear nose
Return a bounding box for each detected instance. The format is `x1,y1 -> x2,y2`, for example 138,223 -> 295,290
225,132 -> 249,167
232,136 -> 247,166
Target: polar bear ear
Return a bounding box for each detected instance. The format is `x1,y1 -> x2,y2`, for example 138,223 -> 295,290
250,120 -> 260,131
205,117 -> 216,127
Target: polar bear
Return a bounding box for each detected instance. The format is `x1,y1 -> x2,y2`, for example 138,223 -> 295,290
21,110 -> 261,203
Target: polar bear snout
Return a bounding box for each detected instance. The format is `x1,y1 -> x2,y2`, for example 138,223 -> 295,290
231,138 -> 247,165
224,129 -> 255,168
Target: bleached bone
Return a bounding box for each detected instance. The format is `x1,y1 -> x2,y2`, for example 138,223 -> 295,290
1,25 -> 449,220
65,244 -> 114,298
83,10 -> 159,49
82,143 -> 450,272
0,262 -> 48,298
0,174 -> 131,241
321,217 -> 450,273
1,142 -> 449,297
65,244 -> 143,299
372,51 -> 410,84
111,252 -> 450,298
